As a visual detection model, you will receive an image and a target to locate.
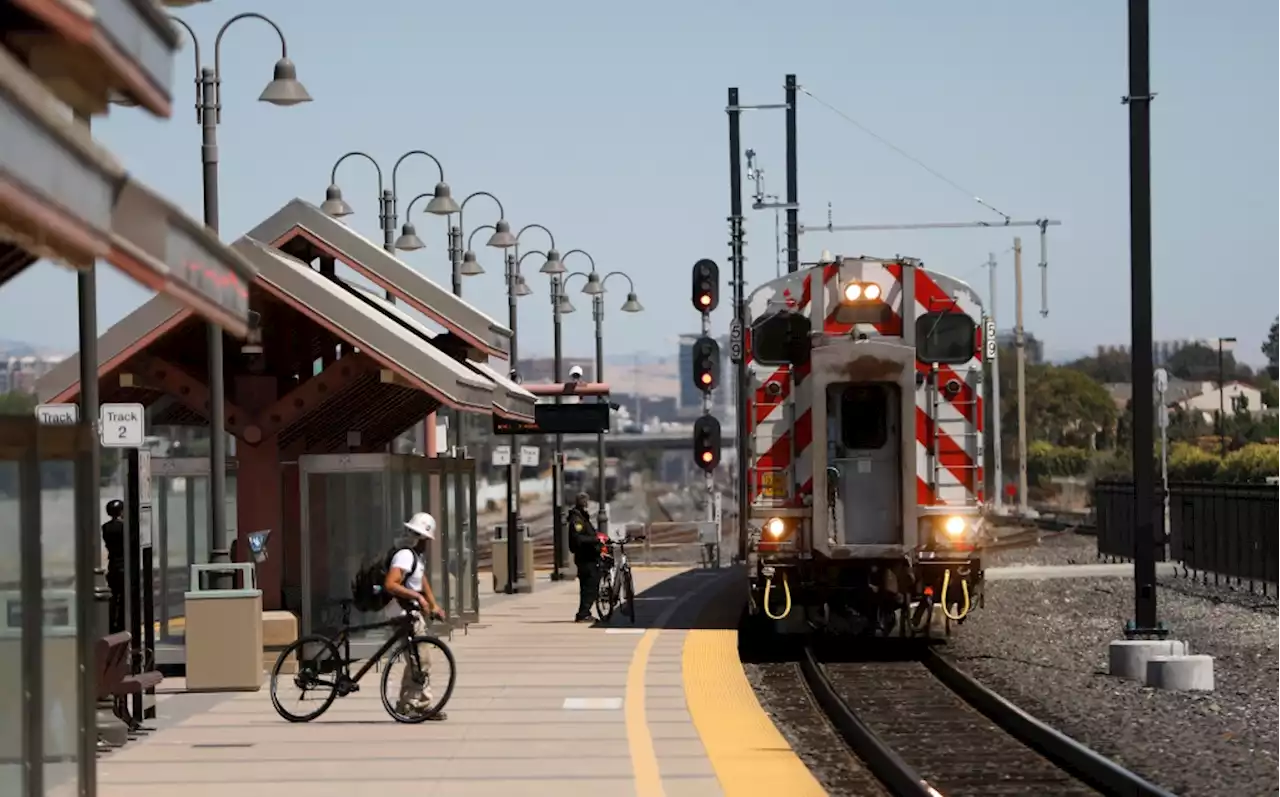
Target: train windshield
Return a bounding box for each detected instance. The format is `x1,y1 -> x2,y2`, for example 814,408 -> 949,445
916,312 -> 975,364
839,385 -> 890,450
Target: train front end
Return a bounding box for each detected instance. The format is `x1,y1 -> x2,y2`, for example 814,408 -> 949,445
743,254 -> 990,638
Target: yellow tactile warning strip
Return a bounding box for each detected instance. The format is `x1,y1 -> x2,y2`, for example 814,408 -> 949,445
683,590 -> 826,795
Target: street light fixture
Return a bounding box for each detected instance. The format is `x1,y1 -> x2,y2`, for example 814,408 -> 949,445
323,149 -> 454,299
168,11 -> 311,582
449,191 -> 513,298
555,252 -> 644,542
1216,336 -> 1238,456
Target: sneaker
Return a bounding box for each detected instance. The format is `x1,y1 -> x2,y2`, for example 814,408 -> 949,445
574,613 -> 591,622
425,711 -> 448,721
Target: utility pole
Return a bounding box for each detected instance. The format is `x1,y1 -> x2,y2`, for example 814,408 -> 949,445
986,252 -> 1004,512
1013,237 -> 1029,516
728,87 -> 748,563
784,74 -> 799,274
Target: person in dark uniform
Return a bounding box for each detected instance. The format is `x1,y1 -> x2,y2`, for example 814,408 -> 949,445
102,499 -> 126,633
568,492 -> 601,622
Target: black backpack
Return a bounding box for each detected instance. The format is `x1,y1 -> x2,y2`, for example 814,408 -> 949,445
351,546 -> 415,613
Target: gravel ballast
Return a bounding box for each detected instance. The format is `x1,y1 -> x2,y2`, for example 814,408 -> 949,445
949,556 -> 1278,796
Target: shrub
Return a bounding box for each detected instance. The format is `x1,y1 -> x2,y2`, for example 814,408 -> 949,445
1217,443 -> 1279,484
1026,441 -> 1091,485
1167,442 -> 1221,481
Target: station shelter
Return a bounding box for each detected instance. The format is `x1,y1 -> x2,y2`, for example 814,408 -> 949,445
38,197 -> 536,665
1,3 -> 259,795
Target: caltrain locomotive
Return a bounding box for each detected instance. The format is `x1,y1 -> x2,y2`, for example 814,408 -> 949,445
741,252 -> 992,638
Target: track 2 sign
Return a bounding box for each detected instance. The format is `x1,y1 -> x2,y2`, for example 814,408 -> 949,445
99,403 -> 145,448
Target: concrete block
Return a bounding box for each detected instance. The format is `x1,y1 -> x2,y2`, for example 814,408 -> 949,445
1146,654 -> 1215,692
1108,638 -> 1187,681
262,611 -> 298,648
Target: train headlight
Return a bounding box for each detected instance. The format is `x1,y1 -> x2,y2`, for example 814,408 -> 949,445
943,515 -> 967,537
840,281 -> 882,303
764,517 -> 786,538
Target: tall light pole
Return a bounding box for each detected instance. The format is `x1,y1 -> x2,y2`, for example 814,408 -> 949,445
461,226 -> 557,591
451,192 -> 515,298
169,12 -> 311,579
579,269 -> 644,539
321,149 -> 459,299
1216,336 -> 1237,455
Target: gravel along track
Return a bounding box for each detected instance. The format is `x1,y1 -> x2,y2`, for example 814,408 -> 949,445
820,658 -> 1101,796
744,662 -> 888,797
948,576 -> 1279,796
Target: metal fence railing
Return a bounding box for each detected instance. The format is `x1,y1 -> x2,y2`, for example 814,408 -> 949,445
1094,478 -> 1278,593
476,517 -> 738,571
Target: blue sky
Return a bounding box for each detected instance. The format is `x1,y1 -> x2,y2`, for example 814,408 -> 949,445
2,0 -> 1276,365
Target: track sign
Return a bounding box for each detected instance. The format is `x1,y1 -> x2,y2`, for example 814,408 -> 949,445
983,316 -> 997,362
691,259 -> 719,314
35,404 -> 78,425
693,416 -> 721,472
492,445 -> 512,467
99,403 -> 144,448
692,336 -> 721,393
728,319 -> 744,364
519,445 -> 540,467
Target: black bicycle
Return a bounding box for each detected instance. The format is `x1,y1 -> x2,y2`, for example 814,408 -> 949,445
596,534 -> 645,623
269,599 -> 457,723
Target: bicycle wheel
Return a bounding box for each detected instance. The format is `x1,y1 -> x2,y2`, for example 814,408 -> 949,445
596,570 -> 615,623
270,634 -> 343,722
380,635 -> 457,723
622,567 -> 637,623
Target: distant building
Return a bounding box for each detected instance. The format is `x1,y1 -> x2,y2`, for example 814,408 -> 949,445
0,355 -> 65,394
1104,379 -> 1268,421
516,356 -> 594,385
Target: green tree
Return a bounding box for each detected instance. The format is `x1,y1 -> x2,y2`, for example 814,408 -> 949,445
1064,349 -> 1131,383
1165,343 -> 1241,383
1264,317 -> 1279,380
0,390 -> 36,416
998,359 -> 1117,455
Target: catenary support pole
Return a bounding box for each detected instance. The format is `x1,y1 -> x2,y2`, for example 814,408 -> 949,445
727,86 -> 748,563
1126,0 -> 1160,635
201,67 -> 231,586
784,74 -> 799,275
987,252 -> 1004,513
1013,237 -> 1028,517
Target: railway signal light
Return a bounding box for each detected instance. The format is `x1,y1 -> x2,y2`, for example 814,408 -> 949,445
691,258 -> 719,314
693,416 -> 721,472
691,336 -> 720,393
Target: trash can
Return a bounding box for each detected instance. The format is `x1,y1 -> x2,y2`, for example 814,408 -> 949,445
184,563 -> 264,692
0,589 -> 77,793
491,525 -> 536,593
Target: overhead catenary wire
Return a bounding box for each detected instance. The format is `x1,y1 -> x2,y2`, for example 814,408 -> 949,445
796,84 -> 1012,224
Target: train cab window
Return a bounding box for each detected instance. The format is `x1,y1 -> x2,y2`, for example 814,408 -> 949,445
751,311 -> 812,365
839,385 -> 889,450
916,312 -> 976,364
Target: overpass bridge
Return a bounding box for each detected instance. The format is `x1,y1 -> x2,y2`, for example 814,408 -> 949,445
560,429 -> 739,451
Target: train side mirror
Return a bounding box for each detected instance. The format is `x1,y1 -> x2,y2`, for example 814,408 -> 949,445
786,313 -> 812,367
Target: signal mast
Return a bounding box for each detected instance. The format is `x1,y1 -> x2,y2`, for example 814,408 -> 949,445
690,259 -> 722,533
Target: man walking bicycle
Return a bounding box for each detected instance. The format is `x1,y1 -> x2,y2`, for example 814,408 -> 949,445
384,512 -> 448,720
568,492 -> 603,622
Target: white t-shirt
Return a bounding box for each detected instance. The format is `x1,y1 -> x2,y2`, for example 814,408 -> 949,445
386,548 -> 424,617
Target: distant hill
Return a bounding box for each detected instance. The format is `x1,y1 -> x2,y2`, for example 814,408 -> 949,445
0,339 -> 40,357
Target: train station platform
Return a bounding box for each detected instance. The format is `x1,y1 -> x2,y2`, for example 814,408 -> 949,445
92,567 -> 824,797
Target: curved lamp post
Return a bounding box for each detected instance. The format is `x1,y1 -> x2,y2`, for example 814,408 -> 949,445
555,251 -> 644,541
321,149 -> 456,301
169,11 -> 310,580
449,191 -> 514,298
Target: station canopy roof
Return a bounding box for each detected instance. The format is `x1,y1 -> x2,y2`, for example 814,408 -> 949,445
231,237 -> 496,414
0,44 -> 255,335
7,0 -> 180,117
341,281 -> 536,421
247,198 -> 512,359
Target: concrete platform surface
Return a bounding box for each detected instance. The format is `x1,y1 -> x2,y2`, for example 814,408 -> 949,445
985,561 -> 1180,580
89,565 -> 816,797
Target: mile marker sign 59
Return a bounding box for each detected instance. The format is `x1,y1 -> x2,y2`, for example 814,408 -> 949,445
99,403 -> 145,448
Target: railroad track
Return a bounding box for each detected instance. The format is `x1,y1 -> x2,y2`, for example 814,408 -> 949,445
798,645 -> 1174,797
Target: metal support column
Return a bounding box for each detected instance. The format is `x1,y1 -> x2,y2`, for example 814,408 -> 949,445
727,86 -> 748,563
550,273 -> 567,580
1125,0 -> 1161,636
987,252 -> 1004,513
593,295 -> 608,538
784,74 -> 799,275
504,252 -> 521,593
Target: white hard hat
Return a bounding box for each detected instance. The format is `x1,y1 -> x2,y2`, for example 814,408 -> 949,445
569,365 -> 584,378
404,512 -> 436,539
